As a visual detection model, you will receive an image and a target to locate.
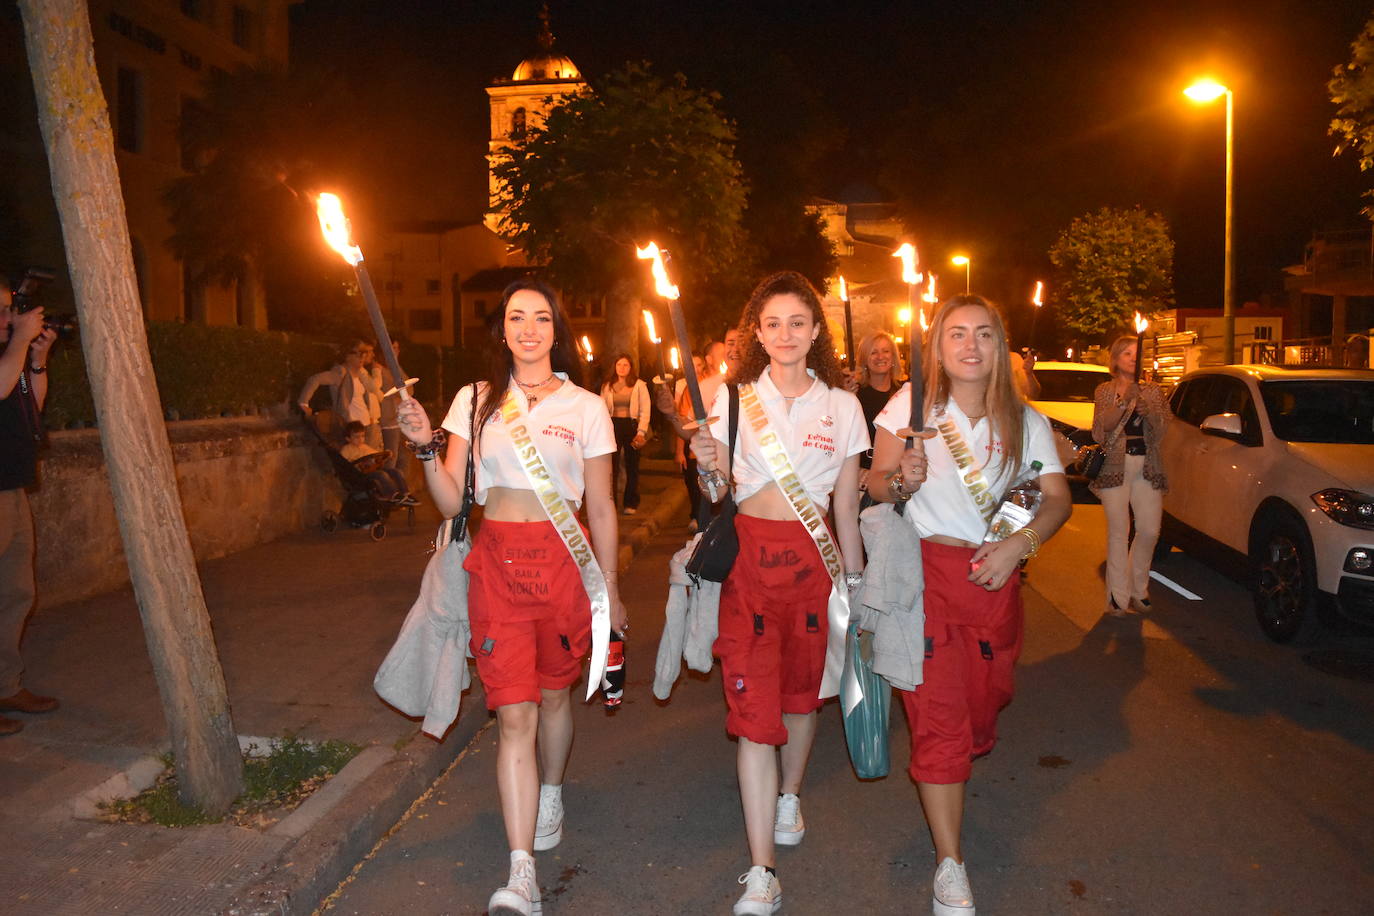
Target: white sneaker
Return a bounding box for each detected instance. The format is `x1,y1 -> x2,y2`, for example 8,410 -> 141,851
623,506 -> 637,515
489,853 -> 542,916
533,784 -> 563,852
773,793 -> 805,846
933,857 -> 974,916
733,865 -> 782,915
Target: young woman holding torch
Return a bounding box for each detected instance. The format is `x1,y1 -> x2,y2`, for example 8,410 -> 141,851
868,294 -> 1071,916
689,271 -> 869,915
396,278 -> 627,916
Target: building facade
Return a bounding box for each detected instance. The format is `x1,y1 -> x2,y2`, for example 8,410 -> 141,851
3,1 -> 295,327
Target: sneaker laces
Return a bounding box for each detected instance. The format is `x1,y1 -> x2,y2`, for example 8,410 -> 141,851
536,789 -> 562,829
737,867 -> 777,902
934,858 -> 972,908
507,856 -> 538,900
775,793 -> 800,829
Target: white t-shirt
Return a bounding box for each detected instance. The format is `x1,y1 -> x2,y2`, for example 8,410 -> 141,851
708,367 -> 869,505
442,376 -> 616,507
875,384 -> 1064,543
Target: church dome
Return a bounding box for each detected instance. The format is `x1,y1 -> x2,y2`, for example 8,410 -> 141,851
512,53 -> 581,82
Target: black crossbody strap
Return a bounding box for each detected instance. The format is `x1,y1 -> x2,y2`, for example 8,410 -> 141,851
728,384 -> 739,475
453,382 -> 478,542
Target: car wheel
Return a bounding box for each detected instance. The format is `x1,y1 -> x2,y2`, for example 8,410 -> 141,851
1251,513 -> 1322,644
370,522 -> 386,541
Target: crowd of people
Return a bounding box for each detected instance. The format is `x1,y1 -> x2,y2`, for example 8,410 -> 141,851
386,272 -> 1093,916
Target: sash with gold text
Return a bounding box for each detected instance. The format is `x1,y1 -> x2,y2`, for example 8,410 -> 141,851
932,406 -> 1000,526
737,382 -> 863,715
499,389 -> 611,701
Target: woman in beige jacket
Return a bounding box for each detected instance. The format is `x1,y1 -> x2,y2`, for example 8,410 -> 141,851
1090,335 -> 1170,616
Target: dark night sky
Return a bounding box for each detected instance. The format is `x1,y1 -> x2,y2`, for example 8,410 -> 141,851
291,0 -> 1371,311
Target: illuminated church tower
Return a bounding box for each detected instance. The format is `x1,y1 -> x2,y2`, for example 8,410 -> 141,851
485,6 -> 587,233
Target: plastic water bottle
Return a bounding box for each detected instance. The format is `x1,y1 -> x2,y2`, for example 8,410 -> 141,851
602,631 -> 625,709
986,460 -> 1044,542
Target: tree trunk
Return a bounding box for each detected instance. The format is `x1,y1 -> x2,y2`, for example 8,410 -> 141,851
604,277 -> 640,372
18,0 -> 243,813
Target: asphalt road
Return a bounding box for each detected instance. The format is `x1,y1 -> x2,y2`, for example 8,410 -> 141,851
322,505 -> 1374,915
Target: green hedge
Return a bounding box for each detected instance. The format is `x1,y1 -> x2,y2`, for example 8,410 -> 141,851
40,322 -> 487,430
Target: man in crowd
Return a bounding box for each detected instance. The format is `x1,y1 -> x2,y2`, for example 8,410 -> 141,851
0,275 -> 60,736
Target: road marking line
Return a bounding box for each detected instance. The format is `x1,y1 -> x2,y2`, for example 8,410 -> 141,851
1150,570 -> 1203,601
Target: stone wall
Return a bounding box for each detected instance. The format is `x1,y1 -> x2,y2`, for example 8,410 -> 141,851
30,417 -> 341,608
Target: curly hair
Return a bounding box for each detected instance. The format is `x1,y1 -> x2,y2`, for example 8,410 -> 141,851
732,271 -> 843,388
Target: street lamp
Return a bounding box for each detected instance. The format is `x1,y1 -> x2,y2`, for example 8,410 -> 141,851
950,255 -> 971,293
1184,78 -> 1235,364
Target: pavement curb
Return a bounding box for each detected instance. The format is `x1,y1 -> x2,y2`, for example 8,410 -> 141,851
220,688 -> 490,916
219,481 -> 685,916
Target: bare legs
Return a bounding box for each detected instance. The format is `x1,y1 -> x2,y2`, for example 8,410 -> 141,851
737,710 -> 817,867
917,780 -> 966,863
494,687 -> 574,851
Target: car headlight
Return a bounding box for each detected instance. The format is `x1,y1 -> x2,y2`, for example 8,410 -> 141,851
1311,488 -> 1374,530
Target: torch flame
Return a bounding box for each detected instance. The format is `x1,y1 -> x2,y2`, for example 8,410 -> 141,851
892,242 -> 920,284
922,273 -> 938,304
642,309 -> 661,344
919,308 -> 929,332
838,275 -> 848,300
1133,312 -> 1149,334
670,346 -> 681,370
581,335 -> 593,362
315,193 -> 363,266
635,242 -> 680,300
1032,281 -> 1044,307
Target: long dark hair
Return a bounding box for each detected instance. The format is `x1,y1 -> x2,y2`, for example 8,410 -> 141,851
472,278 -> 583,436
733,271 -> 843,388
602,352 -> 638,391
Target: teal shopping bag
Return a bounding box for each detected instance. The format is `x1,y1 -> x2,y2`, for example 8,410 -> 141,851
842,622 -> 891,779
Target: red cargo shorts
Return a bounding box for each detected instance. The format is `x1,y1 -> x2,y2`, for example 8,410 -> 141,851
463,520 -> 591,709
714,515 -> 834,746
899,539 -> 1024,784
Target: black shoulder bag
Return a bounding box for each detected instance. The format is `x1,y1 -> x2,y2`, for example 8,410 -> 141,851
685,385 -> 739,583
447,382 -> 479,544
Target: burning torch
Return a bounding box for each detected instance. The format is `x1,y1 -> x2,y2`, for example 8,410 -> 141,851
316,193 -> 416,401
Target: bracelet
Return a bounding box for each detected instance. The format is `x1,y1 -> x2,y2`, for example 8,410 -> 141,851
406,429 -> 447,461
1015,527 -> 1041,559
887,472 -> 911,502
696,466 -> 728,495
28,364 -> 47,374
844,571 -> 863,589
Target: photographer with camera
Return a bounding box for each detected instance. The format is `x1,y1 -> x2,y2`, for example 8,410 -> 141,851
0,273 -> 60,736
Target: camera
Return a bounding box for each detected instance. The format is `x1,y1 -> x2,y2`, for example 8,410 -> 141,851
10,267 -> 77,337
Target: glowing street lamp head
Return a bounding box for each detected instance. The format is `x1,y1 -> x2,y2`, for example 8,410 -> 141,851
635,242 -> 680,300
898,307 -> 913,326
316,192 -> 363,266
1184,79 -> 1228,103
950,254 -> 970,267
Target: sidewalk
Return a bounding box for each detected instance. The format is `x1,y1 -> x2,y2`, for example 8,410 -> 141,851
0,459 -> 687,916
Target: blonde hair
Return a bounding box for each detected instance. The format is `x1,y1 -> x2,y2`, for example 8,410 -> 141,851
1107,335 -> 1137,378
856,330 -> 906,388
923,295 -> 1026,486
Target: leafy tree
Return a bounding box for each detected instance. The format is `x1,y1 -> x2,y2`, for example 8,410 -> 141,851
163,67 -> 365,336
493,63 -> 749,350
1330,14 -> 1374,215
1047,206 -> 1174,339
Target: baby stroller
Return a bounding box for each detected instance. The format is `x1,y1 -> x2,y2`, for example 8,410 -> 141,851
304,417 -> 414,541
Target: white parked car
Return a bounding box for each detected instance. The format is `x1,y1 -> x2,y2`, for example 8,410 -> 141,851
1160,365 -> 1374,642
1028,360 -> 1112,474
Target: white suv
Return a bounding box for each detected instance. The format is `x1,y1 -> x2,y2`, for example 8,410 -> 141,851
1160,365 -> 1374,642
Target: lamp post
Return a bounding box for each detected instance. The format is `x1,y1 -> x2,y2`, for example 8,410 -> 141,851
951,254 -> 971,294
1184,79 -> 1235,364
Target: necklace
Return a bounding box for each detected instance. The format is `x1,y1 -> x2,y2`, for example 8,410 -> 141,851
514,373 -> 555,390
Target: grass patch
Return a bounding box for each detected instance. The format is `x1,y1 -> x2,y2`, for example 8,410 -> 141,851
100,735 -> 361,829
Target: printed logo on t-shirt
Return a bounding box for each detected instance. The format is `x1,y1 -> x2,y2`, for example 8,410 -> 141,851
803,432 -> 835,455
819,414 -> 834,428
542,424 -> 577,447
